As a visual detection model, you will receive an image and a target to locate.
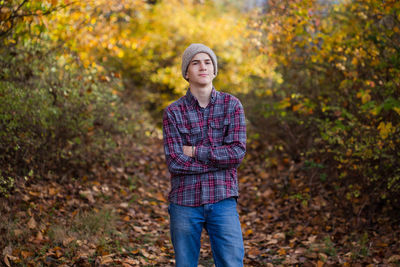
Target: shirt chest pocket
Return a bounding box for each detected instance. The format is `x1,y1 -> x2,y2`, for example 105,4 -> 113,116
177,125 -> 202,146
209,118 -> 230,146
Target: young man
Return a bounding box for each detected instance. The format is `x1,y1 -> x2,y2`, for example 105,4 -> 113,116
163,43 -> 246,267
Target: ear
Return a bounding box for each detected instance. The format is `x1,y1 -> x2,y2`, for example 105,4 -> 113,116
185,73 -> 189,79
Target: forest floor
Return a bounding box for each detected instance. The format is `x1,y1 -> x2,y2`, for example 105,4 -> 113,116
1,137 -> 399,266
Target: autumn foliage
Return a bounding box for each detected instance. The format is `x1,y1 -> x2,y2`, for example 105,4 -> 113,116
253,0 -> 400,207
0,0 -> 152,195
1,0 -> 400,265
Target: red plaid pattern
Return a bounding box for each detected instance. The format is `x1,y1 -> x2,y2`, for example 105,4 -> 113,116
163,88 -> 246,206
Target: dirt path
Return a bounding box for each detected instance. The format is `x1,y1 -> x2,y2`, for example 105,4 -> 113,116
1,138 -> 399,266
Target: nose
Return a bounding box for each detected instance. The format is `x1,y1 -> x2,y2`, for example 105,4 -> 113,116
199,61 -> 207,70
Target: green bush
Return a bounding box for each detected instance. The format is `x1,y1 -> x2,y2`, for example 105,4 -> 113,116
0,41 -> 145,195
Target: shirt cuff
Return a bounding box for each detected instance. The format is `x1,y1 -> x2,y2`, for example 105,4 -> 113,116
195,145 -> 210,163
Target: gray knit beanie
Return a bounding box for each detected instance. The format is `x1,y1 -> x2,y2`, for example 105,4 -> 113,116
181,43 -> 218,81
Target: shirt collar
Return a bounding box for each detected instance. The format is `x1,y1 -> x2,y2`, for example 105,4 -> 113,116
185,87 -> 217,109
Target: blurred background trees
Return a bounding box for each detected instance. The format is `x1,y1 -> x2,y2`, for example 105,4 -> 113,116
255,0 -> 400,210
1,0 -> 399,212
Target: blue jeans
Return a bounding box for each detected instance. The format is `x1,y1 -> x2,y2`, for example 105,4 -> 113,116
168,198 -> 244,267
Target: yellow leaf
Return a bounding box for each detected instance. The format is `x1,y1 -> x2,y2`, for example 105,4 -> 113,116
393,107 -> 400,116
356,90 -> 371,104
117,49 -> 124,58
279,97 -> 291,109
377,122 -> 393,140
362,90 -> 371,104
370,107 -> 380,116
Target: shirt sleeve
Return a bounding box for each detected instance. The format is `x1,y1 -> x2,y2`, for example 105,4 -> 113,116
163,108 -> 219,175
196,100 -> 246,169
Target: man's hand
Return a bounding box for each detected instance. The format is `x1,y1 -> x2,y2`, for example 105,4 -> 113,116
183,145 -> 195,157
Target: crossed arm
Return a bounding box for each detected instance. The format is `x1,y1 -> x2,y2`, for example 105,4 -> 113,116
182,145 -> 195,158
163,101 -> 246,175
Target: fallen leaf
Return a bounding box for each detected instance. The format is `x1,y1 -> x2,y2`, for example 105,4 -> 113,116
36,231 -> 43,241
13,229 -> 23,236
54,248 -> 63,258
247,247 -> 261,259
79,190 -> 95,203
283,257 -> 299,264
244,229 -> 253,236
319,252 -> 328,261
3,255 -> 11,267
2,245 -> 12,256
3,255 -> 19,267
307,252 -> 318,259
267,238 -> 278,245
21,251 -> 33,259
123,257 -> 140,265
27,217 -> 37,229
141,249 -> 156,259
273,232 -> 285,240
155,192 -> 167,202
388,255 -> 400,263
132,225 -> 145,234
48,188 -> 57,195
295,247 -> 307,254
376,242 -> 388,247
120,202 -> 129,208
99,254 -> 115,264
62,237 -> 76,246
28,191 -> 40,197
278,248 -> 286,255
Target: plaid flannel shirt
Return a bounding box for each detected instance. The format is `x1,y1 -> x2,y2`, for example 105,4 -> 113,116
163,88 -> 246,206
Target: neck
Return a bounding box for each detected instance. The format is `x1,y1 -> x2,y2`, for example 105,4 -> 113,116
189,84 -> 213,108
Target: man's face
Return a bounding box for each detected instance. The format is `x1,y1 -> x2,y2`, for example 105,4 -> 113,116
185,52 -> 215,86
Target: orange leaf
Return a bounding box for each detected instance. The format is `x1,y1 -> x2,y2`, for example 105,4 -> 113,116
20,251 -> 33,259
131,249 -> 139,255
278,248 -> 286,255
247,247 -> 261,259
244,229 -> 253,236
